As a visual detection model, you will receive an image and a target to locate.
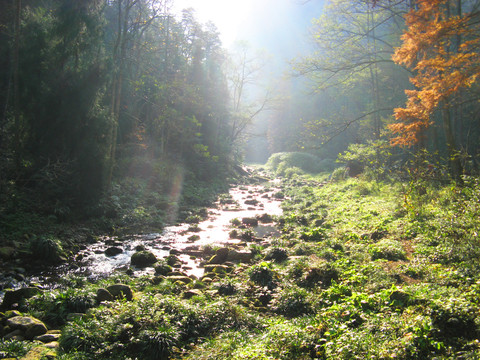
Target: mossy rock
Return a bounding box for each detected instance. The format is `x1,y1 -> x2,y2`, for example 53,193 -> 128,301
131,250 -> 157,267
1,287 -> 43,310
28,236 -> 66,265
106,284 -> 133,301
154,262 -> 173,276
6,316 -> 48,340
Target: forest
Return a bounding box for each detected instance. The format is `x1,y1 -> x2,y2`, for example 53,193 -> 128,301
1,0 -> 480,359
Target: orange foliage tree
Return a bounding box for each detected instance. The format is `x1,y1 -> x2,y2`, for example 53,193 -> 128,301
390,0 -> 480,162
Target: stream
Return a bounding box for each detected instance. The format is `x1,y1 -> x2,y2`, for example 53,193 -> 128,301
0,179 -> 283,299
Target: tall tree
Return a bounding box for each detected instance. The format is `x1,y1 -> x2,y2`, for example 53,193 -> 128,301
293,0 -> 409,146
390,0 -> 480,180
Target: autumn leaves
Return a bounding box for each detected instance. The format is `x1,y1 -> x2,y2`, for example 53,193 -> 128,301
390,0 -> 480,147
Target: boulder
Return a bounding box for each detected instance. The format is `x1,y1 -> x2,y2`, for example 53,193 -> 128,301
6,316 -> 48,340
203,264 -> 232,274
166,255 -> 180,266
227,249 -> 254,263
105,247 -> 123,257
242,217 -> 258,227
208,247 -> 229,264
166,276 -> 192,284
183,289 -> 202,299
131,250 -> 157,267
4,329 -> 24,340
45,341 -> 60,349
34,331 -> 61,343
106,284 -> 133,301
96,288 -> 114,302
257,213 -> 274,223
154,263 -> 173,276
1,287 -> 43,309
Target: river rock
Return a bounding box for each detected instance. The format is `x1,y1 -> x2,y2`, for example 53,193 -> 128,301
135,245 -> 146,251
203,264 -> 232,274
45,341 -> 60,349
257,213 -> 274,223
105,247 -> 123,257
242,217 -> 258,226
244,199 -> 259,206
96,288 -> 114,302
106,284 -> 133,301
34,331 -> 61,343
154,263 -> 173,276
131,250 -> 157,267
208,247 -> 229,264
6,316 -> 48,340
1,287 -> 43,309
183,289 -> 202,299
166,254 -> 181,267
167,276 -> 192,284
66,313 -> 86,321
227,249 -> 253,263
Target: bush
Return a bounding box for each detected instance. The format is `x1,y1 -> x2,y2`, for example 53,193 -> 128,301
266,152 -> 323,175
272,285 -> 313,317
337,140 -> 393,179
248,262 -> 277,288
138,326 -> 179,360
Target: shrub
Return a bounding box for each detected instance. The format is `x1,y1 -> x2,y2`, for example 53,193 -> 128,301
264,247 -> 289,263
272,285 -> 312,317
266,152 -> 323,175
248,262 -> 276,288
138,326 -> 179,360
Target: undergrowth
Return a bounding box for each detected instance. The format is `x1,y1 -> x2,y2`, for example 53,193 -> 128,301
5,165 -> 480,359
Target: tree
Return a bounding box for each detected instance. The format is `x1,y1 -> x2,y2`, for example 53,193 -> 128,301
226,42 -> 274,147
390,0 -> 480,180
293,0 -> 409,146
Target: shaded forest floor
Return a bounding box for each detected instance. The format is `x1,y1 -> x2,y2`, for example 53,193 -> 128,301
1,166 -> 480,359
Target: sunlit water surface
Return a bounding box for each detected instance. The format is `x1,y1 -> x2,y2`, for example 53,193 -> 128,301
1,181 -> 283,297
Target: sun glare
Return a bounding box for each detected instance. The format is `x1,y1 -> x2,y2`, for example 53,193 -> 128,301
171,0 -> 255,47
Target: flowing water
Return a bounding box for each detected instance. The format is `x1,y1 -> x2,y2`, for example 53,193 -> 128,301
0,179 -> 283,298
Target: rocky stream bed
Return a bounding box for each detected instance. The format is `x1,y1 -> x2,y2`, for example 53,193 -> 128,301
0,177 -> 284,357
0,178 -> 284,304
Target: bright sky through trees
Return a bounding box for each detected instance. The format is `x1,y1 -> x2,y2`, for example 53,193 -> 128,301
172,0 -> 256,46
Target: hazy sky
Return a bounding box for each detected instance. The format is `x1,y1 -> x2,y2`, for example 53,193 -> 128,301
171,0 -> 323,51
171,0 -> 256,47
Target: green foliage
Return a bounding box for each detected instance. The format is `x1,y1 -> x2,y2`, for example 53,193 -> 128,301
0,339 -> 35,359
266,152 -> 324,175
272,285 -> 313,317
138,326 -> 179,360
248,262 -> 277,287
337,140 -> 393,179
26,287 -> 97,326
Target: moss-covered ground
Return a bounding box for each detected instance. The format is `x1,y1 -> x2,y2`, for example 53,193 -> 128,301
2,167 -> 480,359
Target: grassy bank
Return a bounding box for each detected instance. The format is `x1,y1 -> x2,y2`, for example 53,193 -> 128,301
1,168 -> 480,359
